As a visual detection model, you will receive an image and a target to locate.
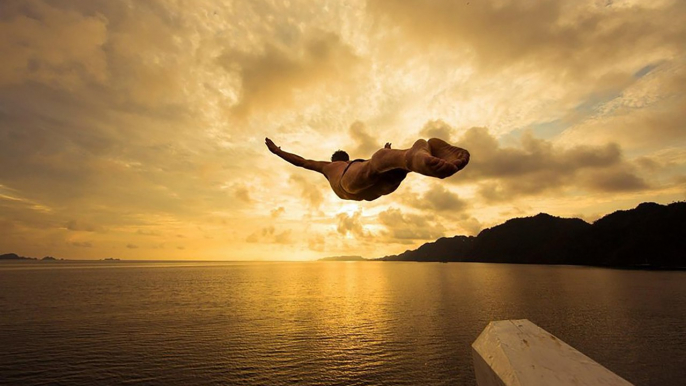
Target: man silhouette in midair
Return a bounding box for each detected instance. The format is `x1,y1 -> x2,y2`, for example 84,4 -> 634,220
265,137 -> 470,201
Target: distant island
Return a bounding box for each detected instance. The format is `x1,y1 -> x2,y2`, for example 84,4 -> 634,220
378,202 -> 686,269
0,254 -> 127,262
0,253 -> 37,260
319,255 -> 368,262
0,253 -> 64,261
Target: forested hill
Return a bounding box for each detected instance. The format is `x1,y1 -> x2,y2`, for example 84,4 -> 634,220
379,202 -> 686,269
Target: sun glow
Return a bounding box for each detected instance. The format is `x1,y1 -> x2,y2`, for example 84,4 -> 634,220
338,203 -> 361,217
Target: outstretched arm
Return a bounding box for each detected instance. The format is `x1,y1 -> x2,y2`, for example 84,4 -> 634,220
265,138 -> 329,173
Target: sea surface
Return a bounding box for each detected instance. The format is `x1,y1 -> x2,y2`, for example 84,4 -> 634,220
1,261 -> 685,386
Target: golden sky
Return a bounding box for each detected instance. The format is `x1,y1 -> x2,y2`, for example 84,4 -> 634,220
1,0 -> 685,260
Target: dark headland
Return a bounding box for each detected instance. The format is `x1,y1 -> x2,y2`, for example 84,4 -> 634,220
378,201 -> 686,269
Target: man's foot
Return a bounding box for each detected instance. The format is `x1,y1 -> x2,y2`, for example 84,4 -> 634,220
428,138 -> 470,172
404,140 -> 452,178
405,138 -> 470,179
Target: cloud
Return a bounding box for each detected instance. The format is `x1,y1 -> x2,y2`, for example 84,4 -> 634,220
65,220 -> 102,232
0,1 -> 306,259
0,2 -> 236,223
349,121 -> 380,157
558,64 -> 686,150
401,184 -> 468,213
580,167 -> 649,192
0,219 -> 14,235
270,207 -> 285,218
233,184 -> 252,203
336,211 -> 370,238
453,126 -> 648,200
459,216 -> 482,236
0,1 -> 108,88
377,208 -> 445,241
368,0 -> 686,80
219,31 -> 359,117
70,241 -> 93,248
137,229 -> 161,237
246,226 -> 293,244
0,1 -> 199,111
308,233 -> 326,252
420,120 -> 455,142
289,174 -> 325,208
273,229 -> 292,244
246,226 -> 273,243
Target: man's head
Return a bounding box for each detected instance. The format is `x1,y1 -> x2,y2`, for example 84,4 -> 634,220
331,150 -> 350,162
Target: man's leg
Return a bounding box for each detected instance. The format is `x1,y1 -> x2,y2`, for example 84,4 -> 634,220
342,138 -> 470,194
369,138 -> 469,179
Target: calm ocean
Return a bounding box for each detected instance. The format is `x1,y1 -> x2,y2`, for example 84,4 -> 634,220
1,261 -> 684,385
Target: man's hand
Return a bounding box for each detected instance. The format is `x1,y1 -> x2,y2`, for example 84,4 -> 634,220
265,137 -> 281,154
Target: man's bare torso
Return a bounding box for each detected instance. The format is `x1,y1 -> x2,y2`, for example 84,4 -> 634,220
322,161 -> 408,201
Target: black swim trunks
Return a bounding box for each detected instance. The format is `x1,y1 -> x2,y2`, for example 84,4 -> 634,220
339,159 -> 365,194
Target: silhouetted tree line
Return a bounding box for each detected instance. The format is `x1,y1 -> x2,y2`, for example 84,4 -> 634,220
379,202 -> 686,269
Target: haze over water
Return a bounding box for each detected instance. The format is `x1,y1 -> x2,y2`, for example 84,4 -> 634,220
1,261 -> 685,385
